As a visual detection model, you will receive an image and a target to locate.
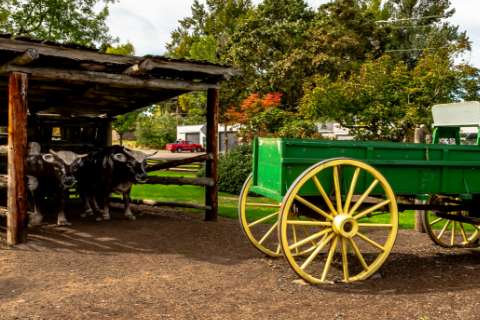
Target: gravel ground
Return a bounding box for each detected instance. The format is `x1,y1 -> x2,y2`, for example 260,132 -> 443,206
1,207 -> 480,320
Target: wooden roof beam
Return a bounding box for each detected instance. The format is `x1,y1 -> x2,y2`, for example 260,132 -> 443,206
0,37 -> 136,65
124,57 -> 239,79
1,65 -> 219,91
0,48 -> 39,72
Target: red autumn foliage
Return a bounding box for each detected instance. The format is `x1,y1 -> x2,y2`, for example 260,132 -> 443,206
225,92 -> 283,124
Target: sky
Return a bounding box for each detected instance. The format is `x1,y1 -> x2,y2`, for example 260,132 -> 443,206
105,0 -> 480,67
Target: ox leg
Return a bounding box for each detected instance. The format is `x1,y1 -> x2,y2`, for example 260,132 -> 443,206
57,191 -> 71,226
123,189 -> 135,221
80,191 -> 94,218
27,176 -> 43,227
28,192 -> 43,227
97,193 -> 111,221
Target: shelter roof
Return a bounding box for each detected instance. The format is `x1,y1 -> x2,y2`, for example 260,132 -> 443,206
0,35 -> 236,118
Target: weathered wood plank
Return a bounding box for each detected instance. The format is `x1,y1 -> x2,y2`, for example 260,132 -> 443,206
144,176 -> 214,187
124,58 -> 238,78
7,72 -> 28,245
0,48 -> 39,72
146,153 -> 211,172
1,66 -> 219,91
0,37 -> 137,65
110,197 -> 211,211
205,88 -> 219,221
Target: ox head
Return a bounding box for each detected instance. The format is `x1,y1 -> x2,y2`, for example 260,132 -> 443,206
109,147 -> 156,183
45,150 -> 89,188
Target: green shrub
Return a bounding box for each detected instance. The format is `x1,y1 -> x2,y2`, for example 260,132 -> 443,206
199,144 -> 252,195
136,112 -> 176,149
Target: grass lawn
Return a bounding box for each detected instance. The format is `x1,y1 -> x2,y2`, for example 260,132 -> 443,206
132,170 -> 417,230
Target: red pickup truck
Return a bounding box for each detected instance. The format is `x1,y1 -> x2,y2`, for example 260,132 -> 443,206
166,140 -> 204,153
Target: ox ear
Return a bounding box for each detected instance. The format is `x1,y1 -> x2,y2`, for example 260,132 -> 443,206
112,153 -> 127,163
42,153 -> 56,163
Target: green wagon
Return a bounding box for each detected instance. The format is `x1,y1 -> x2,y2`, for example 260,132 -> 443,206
238,102 -> 480,284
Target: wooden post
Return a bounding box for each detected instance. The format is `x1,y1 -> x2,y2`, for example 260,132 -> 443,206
7,72 -> 28,245
205,88 -> 219,221
105,120 -> 113,146
414,125 -> 426,233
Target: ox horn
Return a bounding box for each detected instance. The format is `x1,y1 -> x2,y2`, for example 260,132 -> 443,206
145,151 -> 158,159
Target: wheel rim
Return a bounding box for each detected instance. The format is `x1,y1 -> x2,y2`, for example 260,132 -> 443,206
423,198 -> 480,248
279,159 -> 398,284
239,174 -> 282,257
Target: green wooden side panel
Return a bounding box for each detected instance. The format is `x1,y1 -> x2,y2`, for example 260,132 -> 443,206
251,137 -> 480,202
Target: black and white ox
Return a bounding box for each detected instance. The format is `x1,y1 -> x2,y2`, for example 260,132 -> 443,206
26,142 -> 87,226
76,146 -> 155,221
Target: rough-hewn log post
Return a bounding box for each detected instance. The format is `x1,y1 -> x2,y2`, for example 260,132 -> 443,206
105,120 -> 113,146
205,88 -> 219,221
7,72 -> 28,245
414,125 -> 426,233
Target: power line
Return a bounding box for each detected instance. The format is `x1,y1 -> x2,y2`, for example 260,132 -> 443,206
376,15 -> 446,24
385,45 -> 450,53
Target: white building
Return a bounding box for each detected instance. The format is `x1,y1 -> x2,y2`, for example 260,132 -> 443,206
317,122 -> 353,140
177,124 -> 241,152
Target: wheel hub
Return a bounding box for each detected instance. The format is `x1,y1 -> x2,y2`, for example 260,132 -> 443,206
332,214 -> 359,238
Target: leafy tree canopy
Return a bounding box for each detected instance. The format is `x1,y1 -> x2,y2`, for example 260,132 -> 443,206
0,0 -> 117,47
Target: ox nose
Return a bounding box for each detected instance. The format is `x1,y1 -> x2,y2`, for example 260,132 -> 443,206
63,176 -> 76,188
135,173 -> 148,183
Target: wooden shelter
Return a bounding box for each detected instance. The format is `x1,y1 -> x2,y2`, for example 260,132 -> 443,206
0,35 -> 236,245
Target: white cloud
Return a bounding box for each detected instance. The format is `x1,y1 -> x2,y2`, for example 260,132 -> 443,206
106,0 -> 480,67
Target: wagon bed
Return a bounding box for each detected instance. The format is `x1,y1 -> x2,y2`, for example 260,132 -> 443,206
252,138 -> 480,202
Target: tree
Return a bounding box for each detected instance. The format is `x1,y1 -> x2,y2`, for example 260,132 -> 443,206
113,112 -> 139,146
380,0 -> 470,68
136,107 -> 177,149
104,42 -> 135,56
300,52 -> 469,141
0,0 -> 117,47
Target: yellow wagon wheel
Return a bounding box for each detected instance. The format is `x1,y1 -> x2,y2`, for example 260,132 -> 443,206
239,174 -> 317,257
423,197 -> 480,248
239,174 -> 283,257
279,159 -> 398,284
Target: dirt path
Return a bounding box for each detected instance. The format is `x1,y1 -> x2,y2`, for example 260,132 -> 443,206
1,208 -> 479,320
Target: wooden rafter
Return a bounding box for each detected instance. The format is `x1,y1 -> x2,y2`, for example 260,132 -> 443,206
1,66 -> 219,91
0,48 -> 39,72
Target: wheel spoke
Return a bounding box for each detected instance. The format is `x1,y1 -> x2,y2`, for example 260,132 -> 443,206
321,236 -> 338,282
275,243 -> 281,254
348,179 -> 379,216
341,237 -> 349,282
292,225 -> 299,254
312,176 -> 337,215
437,220 -> 451,240
353,199 -> 391,221
289,228 -> 331,250
356,232 -> 385,251
343,168 -> 360,214
300,232 -> 335,270
294,195 -> 333,220
429,217 -> 443,226
247,211 -> 279,227
333,166 -> 343,214
286,220 -> 332,227
349,238 -> 369,270
246,202 -> 280,208
450,221 -> 456,246
459,223 -> 469,243
258,221 -> 278,245
358,223 -> 393,228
